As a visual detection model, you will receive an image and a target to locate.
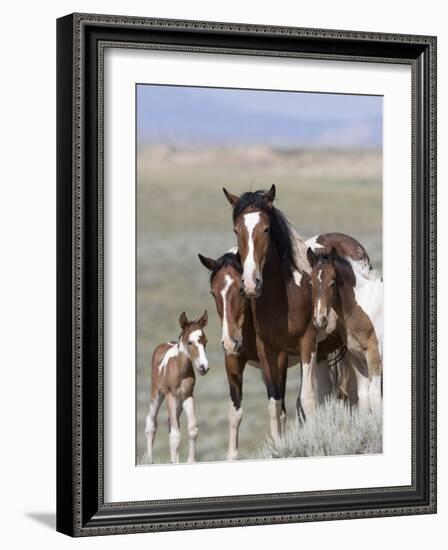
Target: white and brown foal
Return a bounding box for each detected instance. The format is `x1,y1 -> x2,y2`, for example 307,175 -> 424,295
307,247 -> 383,412
145,311 -> 209,464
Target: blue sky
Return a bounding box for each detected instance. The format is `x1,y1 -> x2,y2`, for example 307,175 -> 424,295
137,84 -> 382,149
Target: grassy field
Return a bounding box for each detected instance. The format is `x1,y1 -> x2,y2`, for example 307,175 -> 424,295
136,146 -> 382,464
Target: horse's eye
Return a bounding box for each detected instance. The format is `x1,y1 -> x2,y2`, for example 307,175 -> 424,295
210,290 -> 215,297
188,341 -> 193,346
233,228 -> 238,235
264,226 -> 270,233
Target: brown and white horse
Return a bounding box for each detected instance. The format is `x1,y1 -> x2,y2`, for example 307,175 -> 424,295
145,311 -> 209,464
307,247 -> 383,412
222,185 -> 321,441
198,250 -> 259,459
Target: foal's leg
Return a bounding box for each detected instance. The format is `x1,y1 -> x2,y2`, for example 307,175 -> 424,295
144,390 -> 164,463
225,354 -> 245,461
166,393 -> 181,464
182,396 -> 199,463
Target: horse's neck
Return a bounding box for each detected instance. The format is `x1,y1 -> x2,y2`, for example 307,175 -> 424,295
291,227 -> 312,275
176,341 -> 192,374
334,269 -> 357,321
264,243 -> 286,287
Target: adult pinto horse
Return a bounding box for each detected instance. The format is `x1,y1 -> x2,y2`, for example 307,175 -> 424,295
221,185 -> 320,442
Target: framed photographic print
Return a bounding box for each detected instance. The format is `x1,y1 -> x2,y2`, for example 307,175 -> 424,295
56,13 -> 437,536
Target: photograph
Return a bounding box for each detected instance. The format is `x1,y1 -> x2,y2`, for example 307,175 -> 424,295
136,84 -> 384,465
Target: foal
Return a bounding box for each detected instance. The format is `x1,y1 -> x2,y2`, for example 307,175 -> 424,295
145,311 -> 209,464
307,247 -> 383,412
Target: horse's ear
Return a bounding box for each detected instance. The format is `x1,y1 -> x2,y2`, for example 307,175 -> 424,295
198,310 -> 208,328
329,247 -> 338,263
198,254 -> 216,271
179,312 -> 189,329
264,184 -> 276,206
307,247 -> 317,267
223,187 -> 239,207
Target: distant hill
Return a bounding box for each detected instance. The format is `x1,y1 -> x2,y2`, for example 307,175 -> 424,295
137,86 -> 382,149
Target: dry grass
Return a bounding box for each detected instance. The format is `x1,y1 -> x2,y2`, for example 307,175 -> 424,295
256,398 -> 382,460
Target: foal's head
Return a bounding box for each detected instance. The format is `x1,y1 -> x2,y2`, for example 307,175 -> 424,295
307,247 -> 338,330
179,311 -> 210,375
198,252 -> 246,355
223,185 -> 297,298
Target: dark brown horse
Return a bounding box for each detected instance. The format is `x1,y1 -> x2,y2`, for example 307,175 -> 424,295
222,185 -> 372,438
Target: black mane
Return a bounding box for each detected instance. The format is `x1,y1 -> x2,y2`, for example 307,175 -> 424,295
210,252 -> 243,283
232,190 -> 298,277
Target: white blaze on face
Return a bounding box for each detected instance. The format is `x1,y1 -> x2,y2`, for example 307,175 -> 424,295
220,274 -> 235,353
188,329 -> 209,373
314,270 -> 326,324
242,212 -> 261,292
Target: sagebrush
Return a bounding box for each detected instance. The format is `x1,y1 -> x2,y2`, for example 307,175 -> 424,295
256,398 -> 382,459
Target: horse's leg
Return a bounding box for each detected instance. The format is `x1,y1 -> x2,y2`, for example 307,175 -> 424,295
314,358 -> 332,405
166,393 -> 181,464
296,362 -> 306,424
278,352 -> 288,435
365,335 -> 382,414
338,352 -> 358,405
299,324 -> 318,420
256,336 -> 286,444
144,390 -> 164,463
225,354 -> 245,461
182,396 -> 198,463
350,352 -> 370,412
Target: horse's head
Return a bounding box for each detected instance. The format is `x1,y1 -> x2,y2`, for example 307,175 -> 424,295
178,311 -> 210,375
198,252 -> 246,355
307,247 -> 338,330
223,185 -> 277,298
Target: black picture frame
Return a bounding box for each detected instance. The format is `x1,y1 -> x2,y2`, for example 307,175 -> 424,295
57,13 -> 437,537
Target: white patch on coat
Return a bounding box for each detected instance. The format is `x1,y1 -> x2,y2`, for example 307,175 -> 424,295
158,342 -> 179,372
317,269 -> 323,283
220,274 -> 234,351
189,329 -> 209,371
348,259 -> 383,356
293,270 -> 302,286
227,246 -> 238,255
305,235 -> 325,250
242,212 -> 260,283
